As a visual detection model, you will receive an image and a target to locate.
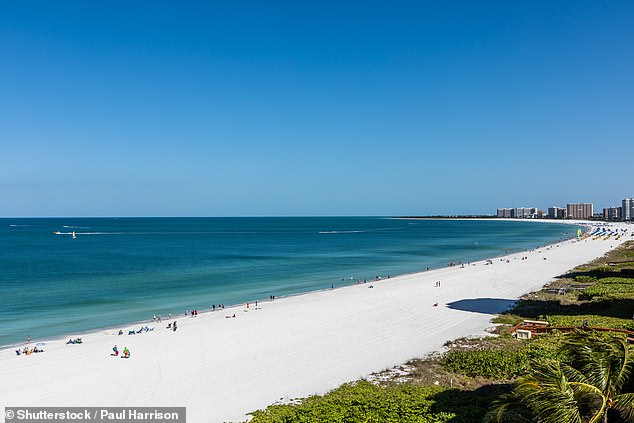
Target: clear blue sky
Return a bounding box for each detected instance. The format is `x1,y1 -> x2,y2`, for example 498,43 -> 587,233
1,1 -> 632,216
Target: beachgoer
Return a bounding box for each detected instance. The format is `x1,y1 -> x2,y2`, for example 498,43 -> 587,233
153,315 -> 156,322
168,313 -> 171,320
173,321 -> 177,331
112,345 -> 119,356
27,335 -> 30,344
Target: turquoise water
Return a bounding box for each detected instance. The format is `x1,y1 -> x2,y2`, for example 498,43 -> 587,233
0,217 -> 577,347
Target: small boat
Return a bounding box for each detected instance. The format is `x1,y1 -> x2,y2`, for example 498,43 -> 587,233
54,231 -> 62,235
72,231 -> 77,239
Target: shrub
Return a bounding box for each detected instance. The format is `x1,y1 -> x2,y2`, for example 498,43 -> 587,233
248,382 -> 455,423
440,349 -> 530,379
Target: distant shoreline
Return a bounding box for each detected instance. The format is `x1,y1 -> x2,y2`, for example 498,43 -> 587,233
394,215 -> 497,219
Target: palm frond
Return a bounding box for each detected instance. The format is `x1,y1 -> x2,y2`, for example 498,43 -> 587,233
612,392 -> 634,422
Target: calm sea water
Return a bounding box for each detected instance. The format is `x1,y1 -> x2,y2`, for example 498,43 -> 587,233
0,217 -> 578,347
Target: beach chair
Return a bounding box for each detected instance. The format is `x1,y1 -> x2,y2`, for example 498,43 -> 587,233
148,327 -> 154,331
128,330 -> 135,335
136,328 -> 143,334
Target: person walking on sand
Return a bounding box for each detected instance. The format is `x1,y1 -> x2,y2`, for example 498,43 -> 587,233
27,335 -> 30,344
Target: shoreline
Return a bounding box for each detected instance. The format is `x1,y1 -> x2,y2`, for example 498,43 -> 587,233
0,219 -> 584,352
1,220 -> 629,422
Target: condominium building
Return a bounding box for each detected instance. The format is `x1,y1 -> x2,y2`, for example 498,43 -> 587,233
603,207 -> 621,221
497,208 -> 513,218
566,203 -> 593,219
497,207 -> 537,218
623,198 -> 634,221
547,207 -> 567,219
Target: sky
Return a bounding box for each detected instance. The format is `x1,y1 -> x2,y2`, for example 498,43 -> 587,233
1,1 -> 633,217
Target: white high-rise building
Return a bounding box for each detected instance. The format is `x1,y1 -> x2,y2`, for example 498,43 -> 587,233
623,198 -> 634,221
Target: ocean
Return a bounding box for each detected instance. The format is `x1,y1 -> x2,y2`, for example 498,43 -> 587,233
0,217 -> 578,347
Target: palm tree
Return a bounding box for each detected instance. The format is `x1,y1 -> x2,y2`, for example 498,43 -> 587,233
485,332 -> 634,423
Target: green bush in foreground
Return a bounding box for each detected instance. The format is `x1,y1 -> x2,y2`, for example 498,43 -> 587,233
440,335 -> 567,380
441,349 -> 529,379
248,381 -> 502,423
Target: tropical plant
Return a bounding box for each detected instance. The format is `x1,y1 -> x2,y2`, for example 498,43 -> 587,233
485,332 -> 634,423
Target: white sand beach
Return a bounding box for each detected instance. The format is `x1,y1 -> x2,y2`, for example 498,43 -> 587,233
1,221 -> 631,422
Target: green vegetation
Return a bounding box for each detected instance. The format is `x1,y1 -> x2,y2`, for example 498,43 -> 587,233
249,381 -> 504,423
486,332 -> 634,423
441,349 -> 530,379
440,334 -> 566,380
